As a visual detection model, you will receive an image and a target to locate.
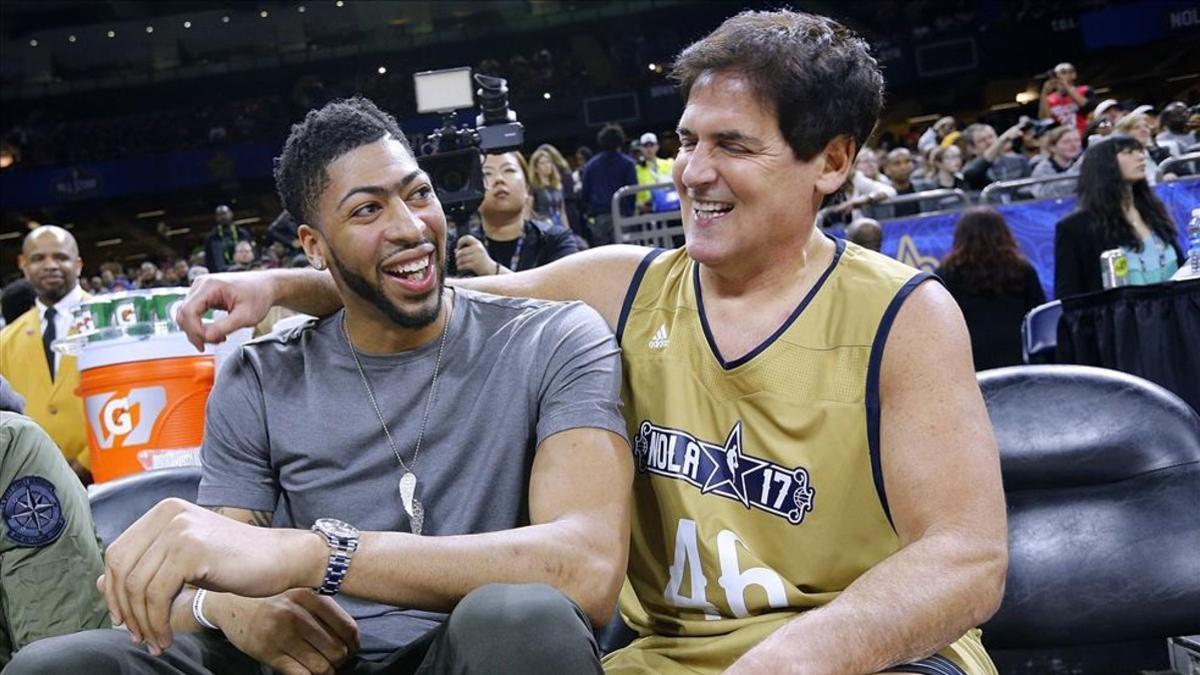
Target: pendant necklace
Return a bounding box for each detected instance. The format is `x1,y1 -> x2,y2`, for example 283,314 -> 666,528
341,297 -> 451,535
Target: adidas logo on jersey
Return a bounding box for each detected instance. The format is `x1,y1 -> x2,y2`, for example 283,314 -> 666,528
649,324 -> 670,350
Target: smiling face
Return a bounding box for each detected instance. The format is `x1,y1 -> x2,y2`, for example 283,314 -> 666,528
674,71 -> 827,272
22,227 -> 82,305
480,152 -> 529,221
303,136 -> 446,330
1117,145 -> 1147,183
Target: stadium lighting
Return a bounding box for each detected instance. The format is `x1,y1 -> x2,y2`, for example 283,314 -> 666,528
146,26 -> 154,33
543,92 -> 551,100
336,1 -> 345,7
298,5 -> 306,12
183,21 -> 192,28
648,64 -> 656,72
107,30 -> 116,38
68,35 -> 77,43
378,66 -> 387,74
29,39 -> 38,47
222,15 -> 231,23
260,10 -> 269,18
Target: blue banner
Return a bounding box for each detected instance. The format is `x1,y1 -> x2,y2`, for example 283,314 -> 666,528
872,178 -> 1200,299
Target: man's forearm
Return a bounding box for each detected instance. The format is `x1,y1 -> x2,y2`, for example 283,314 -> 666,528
733,530 -> 1005,674
294,518 -> 624,626
271,268 -> 343,317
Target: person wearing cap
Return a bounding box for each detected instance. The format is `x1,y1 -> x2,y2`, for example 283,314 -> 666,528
1093,99 -> 1125,127
1038,63 -> 1095,136
1156,102 -> 1198,157
634,132 -> 676,213
0,376 -> 110,666
0,226 -> 92,484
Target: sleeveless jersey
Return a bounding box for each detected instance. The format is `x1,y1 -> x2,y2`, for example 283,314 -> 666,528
603,241 -> 994,674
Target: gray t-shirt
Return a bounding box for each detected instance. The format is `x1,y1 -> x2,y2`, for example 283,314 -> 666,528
197,289 -> 627,659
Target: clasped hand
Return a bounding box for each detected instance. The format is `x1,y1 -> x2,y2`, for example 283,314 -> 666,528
98,499 -> 321,655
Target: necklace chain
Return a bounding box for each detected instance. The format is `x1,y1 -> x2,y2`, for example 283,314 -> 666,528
340,295 -> 451,476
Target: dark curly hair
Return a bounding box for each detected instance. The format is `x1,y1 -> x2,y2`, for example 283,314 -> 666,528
940,207 -> 1029,296
671,10 -> 884,162
1075,133 -> 1175,252
273,96 -> 412,228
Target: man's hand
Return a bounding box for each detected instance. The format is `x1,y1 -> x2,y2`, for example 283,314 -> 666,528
99,499 -> 325,655
176,271 -> 276,350
212,590 -> 360,675
454,235 -> 499,276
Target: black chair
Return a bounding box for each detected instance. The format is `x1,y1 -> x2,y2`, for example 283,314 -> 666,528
979,365 -> 1200,673
89,466 -> 200,548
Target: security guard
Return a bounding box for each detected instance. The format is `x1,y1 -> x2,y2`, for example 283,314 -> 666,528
0,376 -> 108,666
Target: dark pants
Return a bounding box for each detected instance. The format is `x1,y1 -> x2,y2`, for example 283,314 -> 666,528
7,583 -> 601,675
588,213 -> 615,246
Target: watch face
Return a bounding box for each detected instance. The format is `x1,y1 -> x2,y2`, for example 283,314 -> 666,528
314,518 -> 359,539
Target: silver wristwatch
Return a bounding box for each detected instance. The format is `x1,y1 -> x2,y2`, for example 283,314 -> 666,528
311,518 -> 360,596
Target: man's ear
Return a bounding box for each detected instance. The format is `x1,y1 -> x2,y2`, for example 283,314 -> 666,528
297,224 -> 327,270
814,135 -> 858,198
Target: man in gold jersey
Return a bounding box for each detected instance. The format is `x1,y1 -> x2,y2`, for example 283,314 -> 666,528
177,10 -> 1007,674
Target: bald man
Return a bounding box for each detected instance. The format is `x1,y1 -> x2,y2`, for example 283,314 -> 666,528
0,226 -> 91,483
846,218 -> 883,252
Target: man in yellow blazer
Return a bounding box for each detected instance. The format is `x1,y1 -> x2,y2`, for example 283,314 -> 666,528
0,226 -> 91,484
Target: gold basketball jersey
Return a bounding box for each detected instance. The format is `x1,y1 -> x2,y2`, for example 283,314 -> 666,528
604,241 -> 994,674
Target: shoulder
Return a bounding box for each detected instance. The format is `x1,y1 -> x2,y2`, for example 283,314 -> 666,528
0,308 -> 38,343
232,314 -> 325,370
1055,210 -> 1094,235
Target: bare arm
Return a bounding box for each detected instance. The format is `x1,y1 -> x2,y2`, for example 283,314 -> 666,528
297,427 -> 633,626
730,282 -> 1008,674
177,246 -> 650,347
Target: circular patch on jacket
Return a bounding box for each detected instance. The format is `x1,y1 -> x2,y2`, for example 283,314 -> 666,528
1,476 -> 66,547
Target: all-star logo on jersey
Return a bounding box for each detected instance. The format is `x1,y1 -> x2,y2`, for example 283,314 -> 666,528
634,420 -> 816,525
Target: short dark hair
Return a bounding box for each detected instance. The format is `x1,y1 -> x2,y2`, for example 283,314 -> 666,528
671,10 -> 883,162
597,123 -> 626,152
274,96 -> 412,227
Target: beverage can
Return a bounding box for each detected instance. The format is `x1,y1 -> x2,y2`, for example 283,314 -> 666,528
1100,249 -> 1128,289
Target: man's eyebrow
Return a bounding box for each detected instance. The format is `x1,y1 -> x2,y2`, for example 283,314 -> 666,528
336,169 -> 426,209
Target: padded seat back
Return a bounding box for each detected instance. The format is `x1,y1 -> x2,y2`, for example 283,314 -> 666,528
979,365 -> 1200,648
89,467 -> 201,548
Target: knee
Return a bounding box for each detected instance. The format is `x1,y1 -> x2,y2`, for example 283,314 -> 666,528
6,630 -> 132,674
453,583 -> 584,637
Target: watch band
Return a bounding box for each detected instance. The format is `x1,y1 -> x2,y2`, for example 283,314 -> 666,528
312,518 -> 359,596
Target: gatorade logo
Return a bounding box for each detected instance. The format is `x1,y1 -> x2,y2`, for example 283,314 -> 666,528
85,387 -> 167,449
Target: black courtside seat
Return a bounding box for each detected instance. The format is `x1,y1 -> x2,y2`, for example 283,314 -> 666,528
89,466 -> 200,548
979,365 -> 1200,674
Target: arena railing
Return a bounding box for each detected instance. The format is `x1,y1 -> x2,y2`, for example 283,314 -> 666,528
979,174 -> 1080,205
1158,152 -> 1200,181
814,188 -> 971,229
611,182 -> 684,249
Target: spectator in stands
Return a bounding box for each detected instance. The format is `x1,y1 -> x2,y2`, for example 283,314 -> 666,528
1054,134 -> 1182,298
845,217 -> 882,252
1093,99 -> 1126,127
1038,62 -> 1095,136
536,144 -> 584,239
854,148 -> 888,185
939,207 -> 1046,370
878,147 -> 923,217
134,261 -> 162,289
1156,102 -> 1198,155
528,147 -> 569,228
917,116 -> 956,155
633,132 -> 676,214
451,151 -> 579,276
228,240 -> 257,272
187,266 -> 209,284
580,123 -> 637,245
265,210 -> 301,255
1,280 -> 36,327
204,205 -> 252,273
1115,112 -> 1177,184
927,145 -> 966,191
962,122 -> 1030,191
1029,125 -> 1082,200
172,259 -> 190,286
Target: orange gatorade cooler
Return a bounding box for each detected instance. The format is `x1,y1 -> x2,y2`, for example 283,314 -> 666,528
77,331 -> 214,483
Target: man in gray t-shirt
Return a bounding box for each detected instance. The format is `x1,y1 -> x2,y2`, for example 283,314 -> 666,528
8,98 -> 631,675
